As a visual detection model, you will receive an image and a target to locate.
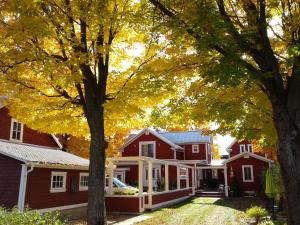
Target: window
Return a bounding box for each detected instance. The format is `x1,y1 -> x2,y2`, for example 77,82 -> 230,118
180,168 -> 187,179
192,144 -> 199,153
242,165 -> 254,182
247,144 -> 253,153
240,144 -> 246,153
139,141 -> 155,158
79,173 -> 89,191
10,119 -> 23,142
50,172 -> 67,193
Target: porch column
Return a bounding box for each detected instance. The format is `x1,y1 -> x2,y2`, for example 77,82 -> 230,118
177,166 -> 180,189
224,166 -> 229,197
165,164 -> 169,191
138,159 -> 143,195
148,161 -> 153,205
194,164 -> 198,189
107,160 -> 114,195
186,168 -> 189,189
192,168 -> 195,195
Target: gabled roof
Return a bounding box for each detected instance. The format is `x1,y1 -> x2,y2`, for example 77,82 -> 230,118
224,151 -> 273,164
0,140 -> 89,169
159,130 -> 212,144
121,128 -> 183,151
225,138 -> 237,152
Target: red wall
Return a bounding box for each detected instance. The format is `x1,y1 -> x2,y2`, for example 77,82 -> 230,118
122,133 -> 175,159
230,140 -> 251,157
25,168 -> 88,209
227,156 -> 269,192
106,196 -> 140,213
0,108 -> 58,148
152,189 -> 190,204
0,154 -> 22,208
183,143 -> 207,160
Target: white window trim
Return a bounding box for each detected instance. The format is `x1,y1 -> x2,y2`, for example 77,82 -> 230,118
247,144 -> 253,153
139,141 -> 156,158
79,172 -> 89,191
242,165 -> 254,182
50,172 -> 67,193
180,168 -> 188,180
239,144 -> 246,153
192,144 -> 199,153
10,119 -> 24,143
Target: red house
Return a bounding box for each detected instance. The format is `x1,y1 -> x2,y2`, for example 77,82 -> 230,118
0,106 -> 89,212
112,128 -> 273,199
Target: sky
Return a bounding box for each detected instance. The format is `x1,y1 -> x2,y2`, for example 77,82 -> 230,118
214,134 -> 235,156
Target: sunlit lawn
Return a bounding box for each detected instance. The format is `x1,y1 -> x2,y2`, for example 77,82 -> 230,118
136,197 -> 265,225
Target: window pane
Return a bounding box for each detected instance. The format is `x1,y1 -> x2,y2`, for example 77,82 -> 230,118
148,144 -> 154,157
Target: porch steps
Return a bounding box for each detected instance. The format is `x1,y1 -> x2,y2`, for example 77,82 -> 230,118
195,190 -> 224,198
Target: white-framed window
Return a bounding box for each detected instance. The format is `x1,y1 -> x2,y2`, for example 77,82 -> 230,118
10,119 -> 23,142
242,165 -> 254,182
50,172 -> 67,193
192,144 -> 199,153
139,141 -> 156,158
79,172 -> 89,191
247,144 -> 253,153
180,168 -> 187,179
240,144 -> 246,153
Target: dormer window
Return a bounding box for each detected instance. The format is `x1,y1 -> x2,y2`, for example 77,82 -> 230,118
10,119 -> 23,142
139,141 -> 155,158
192,144 -> 199,153
247,144 -> 253,153
239,144 -> 246,153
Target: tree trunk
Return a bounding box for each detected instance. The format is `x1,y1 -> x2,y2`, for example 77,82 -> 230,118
269,93 -> 300,225
86,103 -> 107,225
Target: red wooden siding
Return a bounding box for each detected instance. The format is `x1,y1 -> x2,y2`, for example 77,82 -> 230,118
229,140 -> 251,157
184,143 -> 207,160
122,133 -> 175,159
0,154 -> 22,208
227,156 -> 269,192
25,168 -> 88,209
105,196 -> 140,213
152,189 -> 190,205
0,108 -> 58,148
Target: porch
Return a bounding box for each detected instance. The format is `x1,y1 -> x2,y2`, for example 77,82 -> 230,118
105,156 -> 196,213
194,165 -> 229,197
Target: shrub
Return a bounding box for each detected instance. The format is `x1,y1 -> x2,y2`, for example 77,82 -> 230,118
0,207 -> 66,225
246,206 -> 268,225
258,221 -> 274,225
113,188 -> 138,195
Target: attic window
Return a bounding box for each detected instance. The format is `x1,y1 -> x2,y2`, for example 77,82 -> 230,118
239,144 -> 246,153
140,141 -> 155,158
247,144 -> 253,153
10,119 -> 23,142
192,144 -> 199,153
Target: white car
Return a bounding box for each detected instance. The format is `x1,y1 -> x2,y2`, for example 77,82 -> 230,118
105,177 -> 138,194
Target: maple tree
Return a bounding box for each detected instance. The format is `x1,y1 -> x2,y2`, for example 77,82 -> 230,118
0,1 -> 170,224
148,0 -> 300,223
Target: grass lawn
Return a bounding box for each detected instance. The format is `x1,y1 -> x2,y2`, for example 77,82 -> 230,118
135,197 -> 265,225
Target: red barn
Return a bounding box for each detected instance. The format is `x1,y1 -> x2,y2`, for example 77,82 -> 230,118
0,106 -> 89,212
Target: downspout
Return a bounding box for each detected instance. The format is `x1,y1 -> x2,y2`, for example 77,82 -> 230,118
17,164 -> 34,212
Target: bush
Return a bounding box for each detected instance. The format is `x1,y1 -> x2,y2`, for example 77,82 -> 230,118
0,207 -> 66,225
113,188 -> 138,195
246,206 -> 268,225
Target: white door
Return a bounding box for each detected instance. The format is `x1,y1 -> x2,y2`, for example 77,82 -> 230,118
143,166 -> 160,189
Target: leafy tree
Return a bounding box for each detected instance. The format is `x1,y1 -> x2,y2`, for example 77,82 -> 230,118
0,1 -> 168,224
148,0 -> 300,224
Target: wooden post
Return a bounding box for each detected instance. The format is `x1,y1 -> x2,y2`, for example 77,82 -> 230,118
177,166 -> 180,189
186,168 -> 189,189
138,159 -> 143,195
108,161 -> 114,195
224,166 -> 229,197
165,164 -> 169,191
148,160 -> 153,206
192,168 -> 195,195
